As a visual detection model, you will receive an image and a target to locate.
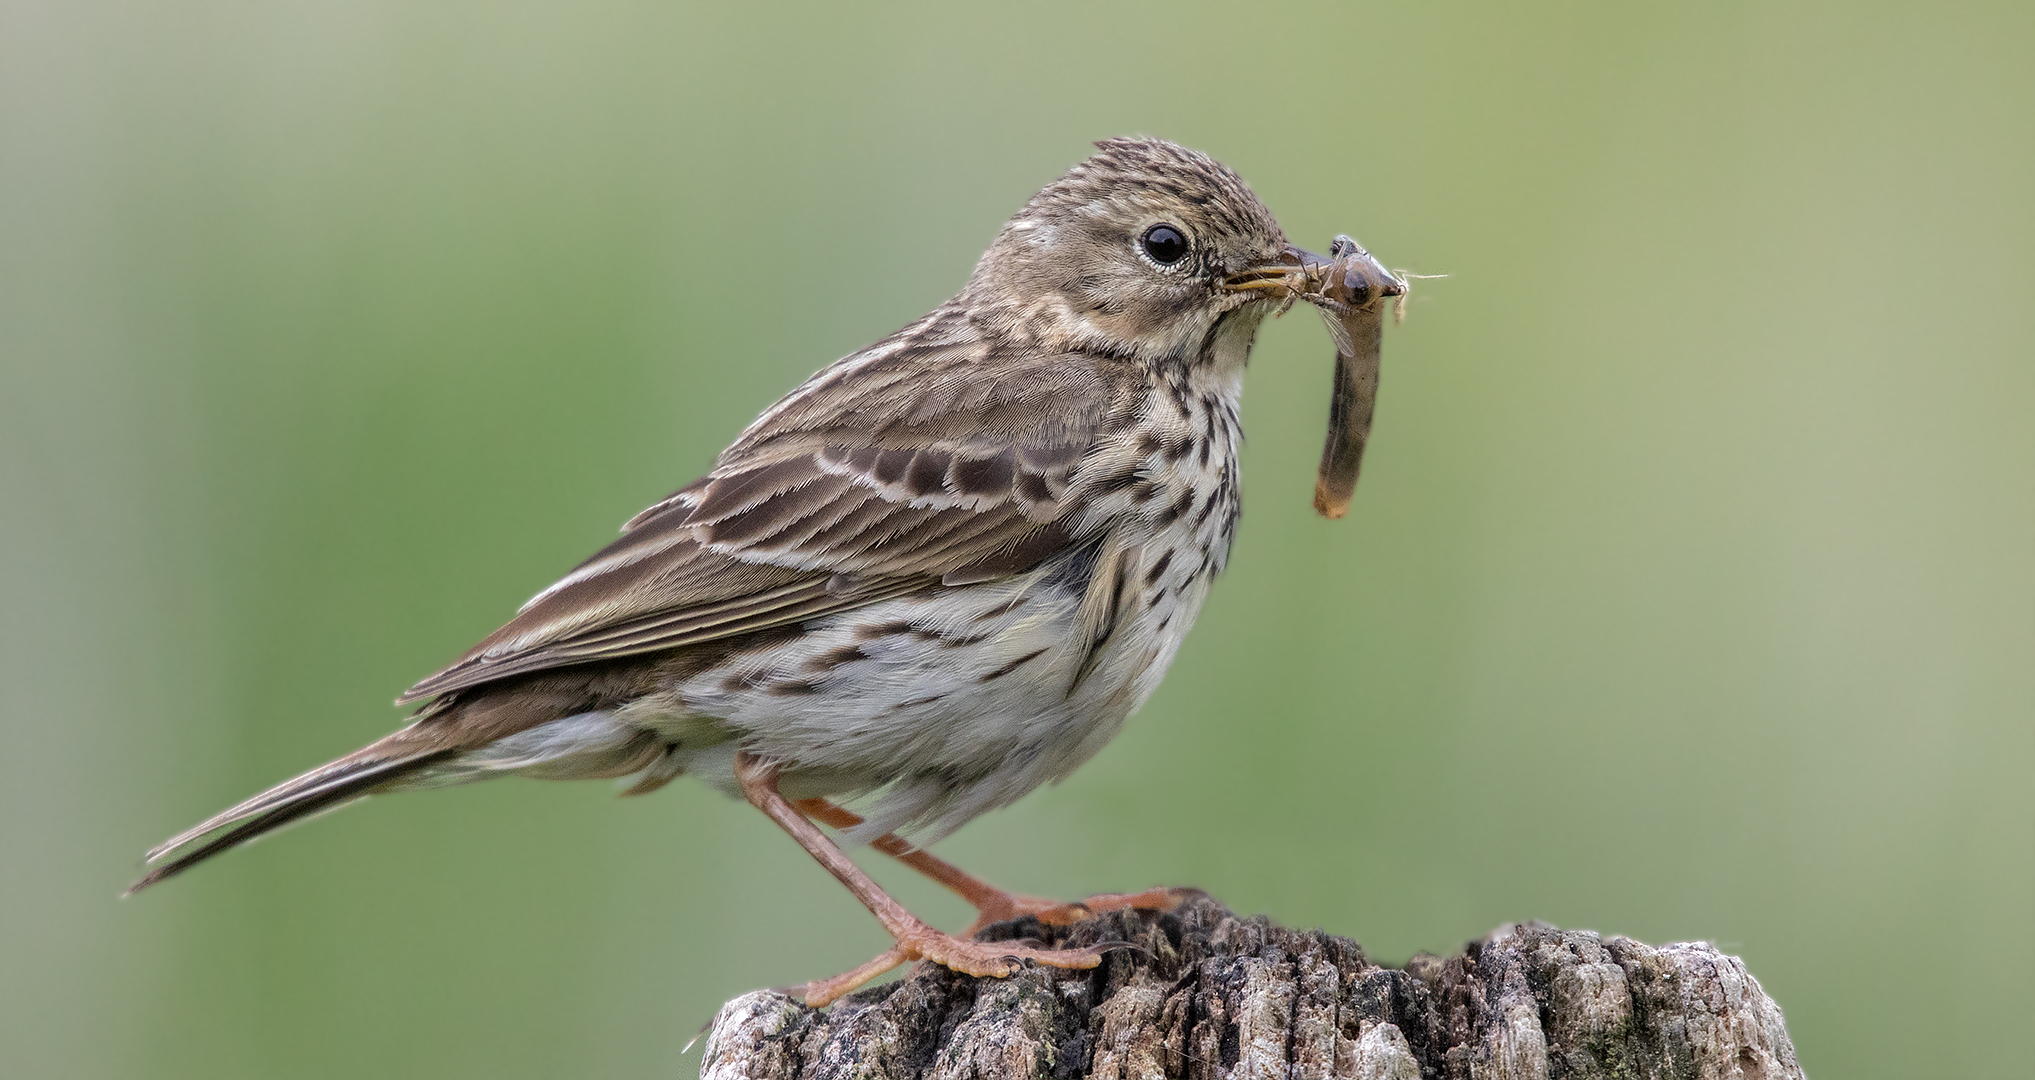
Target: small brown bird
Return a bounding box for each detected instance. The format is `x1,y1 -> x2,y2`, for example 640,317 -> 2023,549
132,137 -> 1403,1005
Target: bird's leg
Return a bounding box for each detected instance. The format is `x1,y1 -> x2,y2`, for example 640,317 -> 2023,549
734,753 -> 1114,1007
791,796 -> 1187,936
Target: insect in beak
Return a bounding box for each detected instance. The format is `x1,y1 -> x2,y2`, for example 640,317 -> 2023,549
1227,239 -> 1408,519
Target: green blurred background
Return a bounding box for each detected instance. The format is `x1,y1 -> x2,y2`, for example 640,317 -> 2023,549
3,2 -> 2030,1076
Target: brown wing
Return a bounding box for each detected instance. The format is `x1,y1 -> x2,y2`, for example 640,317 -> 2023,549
399,314 -> 1139,704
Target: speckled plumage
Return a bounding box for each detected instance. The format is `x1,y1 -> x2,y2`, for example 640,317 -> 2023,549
132,137 -> 1309,897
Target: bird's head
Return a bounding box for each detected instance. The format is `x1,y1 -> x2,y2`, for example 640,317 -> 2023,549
963,137 -> 1302,364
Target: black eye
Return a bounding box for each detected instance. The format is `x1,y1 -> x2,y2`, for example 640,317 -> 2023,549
1140,223 -> 1189,265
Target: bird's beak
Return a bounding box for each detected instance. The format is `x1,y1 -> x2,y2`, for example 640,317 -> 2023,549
1224,241 -> 1406,309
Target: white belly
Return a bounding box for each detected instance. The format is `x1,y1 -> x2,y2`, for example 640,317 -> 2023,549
642,535 -> 1218,844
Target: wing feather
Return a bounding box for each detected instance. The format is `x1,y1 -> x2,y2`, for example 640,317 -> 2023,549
399,316 -> 1141,704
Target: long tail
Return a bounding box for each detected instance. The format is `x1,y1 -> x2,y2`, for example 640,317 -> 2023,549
125,743 -> 455,896
127,703 -> 676,895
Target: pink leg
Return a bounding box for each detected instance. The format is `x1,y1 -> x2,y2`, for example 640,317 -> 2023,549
791,796 -> 1187,935
735,754 -> 1118,1007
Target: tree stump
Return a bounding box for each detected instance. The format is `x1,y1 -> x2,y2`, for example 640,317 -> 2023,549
699,894 -> 1803,1080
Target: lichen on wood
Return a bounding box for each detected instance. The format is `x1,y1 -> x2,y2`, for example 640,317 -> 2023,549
700,894 -> 1803,1080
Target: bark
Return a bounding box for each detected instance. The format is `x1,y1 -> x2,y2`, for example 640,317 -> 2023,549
700,894 -> 1803,1080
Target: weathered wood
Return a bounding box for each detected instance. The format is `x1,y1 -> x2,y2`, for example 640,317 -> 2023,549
700,894 -> 1803,1080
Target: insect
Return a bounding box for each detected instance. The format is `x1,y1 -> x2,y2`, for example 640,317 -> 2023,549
1266,236 -> 1409,519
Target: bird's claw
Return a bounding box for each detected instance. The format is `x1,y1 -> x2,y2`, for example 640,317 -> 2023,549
965,885 -> 1190,935
792,926 -> 1112,1007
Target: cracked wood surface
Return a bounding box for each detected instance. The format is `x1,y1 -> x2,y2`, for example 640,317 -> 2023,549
700,895 -> 1802,1080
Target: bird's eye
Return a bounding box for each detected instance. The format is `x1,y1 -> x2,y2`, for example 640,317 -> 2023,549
1140,224 -> 1189,266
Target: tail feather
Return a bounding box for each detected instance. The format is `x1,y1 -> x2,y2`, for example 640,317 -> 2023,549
126,748 -> 453,896
128,701 -> 672,896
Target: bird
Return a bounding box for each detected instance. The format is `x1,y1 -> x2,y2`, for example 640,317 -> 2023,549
129,136 -> 1403,1006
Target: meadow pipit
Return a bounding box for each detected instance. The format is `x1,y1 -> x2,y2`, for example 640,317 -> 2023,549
132,137 -> 1406,1005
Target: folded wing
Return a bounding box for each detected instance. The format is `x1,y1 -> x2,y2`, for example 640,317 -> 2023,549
401,332 -> 1135,704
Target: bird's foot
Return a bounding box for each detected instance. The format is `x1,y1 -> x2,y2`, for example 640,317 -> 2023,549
792,921 -> 1114,1008
963,885 -> 1191,935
